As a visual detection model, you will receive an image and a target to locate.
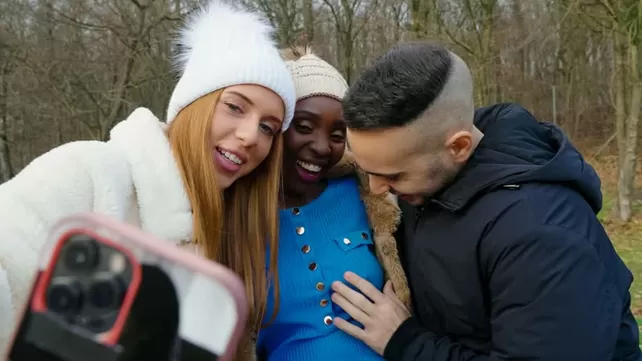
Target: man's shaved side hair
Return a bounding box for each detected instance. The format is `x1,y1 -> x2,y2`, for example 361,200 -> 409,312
342,42 -> 475,139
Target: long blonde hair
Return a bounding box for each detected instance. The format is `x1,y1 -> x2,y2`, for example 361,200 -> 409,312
167,90 -> 281,351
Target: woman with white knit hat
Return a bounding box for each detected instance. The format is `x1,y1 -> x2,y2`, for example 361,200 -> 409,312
0,1 -> 294,359
255,47 -> 411,361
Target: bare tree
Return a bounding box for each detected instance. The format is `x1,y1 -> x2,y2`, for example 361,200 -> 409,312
573,0 -> 641,221
0,0 -> 638,221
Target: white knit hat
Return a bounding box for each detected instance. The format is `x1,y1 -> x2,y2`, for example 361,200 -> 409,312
282,46 -> 348,101
166,0 -> 296,131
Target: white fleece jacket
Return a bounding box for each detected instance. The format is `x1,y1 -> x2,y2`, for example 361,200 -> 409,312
0,107 -> 194,354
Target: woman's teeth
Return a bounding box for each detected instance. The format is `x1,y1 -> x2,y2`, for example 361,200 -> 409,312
218,149 -> 243,165
297,160 -> 322,173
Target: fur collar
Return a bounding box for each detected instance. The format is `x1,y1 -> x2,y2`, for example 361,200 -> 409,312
108,107 -> 193,243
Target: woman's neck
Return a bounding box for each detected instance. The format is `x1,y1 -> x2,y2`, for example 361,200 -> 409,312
281,181 -> 328,209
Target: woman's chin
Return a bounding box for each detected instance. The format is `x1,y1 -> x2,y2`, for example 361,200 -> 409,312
213,171 -> 234,190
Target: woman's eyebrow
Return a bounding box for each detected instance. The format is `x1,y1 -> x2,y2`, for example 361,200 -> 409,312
225,91 -> 253,105
293,109 -> 320,119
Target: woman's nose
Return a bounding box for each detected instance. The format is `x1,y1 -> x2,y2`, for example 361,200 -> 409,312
235,118 -> 260,147
309,136 -> 331,157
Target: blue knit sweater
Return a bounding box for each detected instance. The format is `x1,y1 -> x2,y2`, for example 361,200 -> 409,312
257,177 -> 385,361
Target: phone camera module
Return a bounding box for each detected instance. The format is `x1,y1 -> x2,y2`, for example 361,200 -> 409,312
46,278 -> 83,316
88,274 -> 125,310
64,234 -> 100,271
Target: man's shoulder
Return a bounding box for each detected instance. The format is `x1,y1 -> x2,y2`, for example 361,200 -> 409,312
486,181 -> 590,219
474,102 -> 531,118
399,182 -> 601,246
477,182 -> 606,252
508,182 -> 595,220
474,102 -> 536,128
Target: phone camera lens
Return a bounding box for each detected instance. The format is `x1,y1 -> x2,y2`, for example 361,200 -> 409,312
46,279 -> 83,316
88,275 -> 125,310
64,234 -> 99,271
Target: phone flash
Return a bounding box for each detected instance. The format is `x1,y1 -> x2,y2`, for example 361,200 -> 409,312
109,253 -> 127,273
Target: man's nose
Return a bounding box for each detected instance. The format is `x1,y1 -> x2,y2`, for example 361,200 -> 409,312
368,175 -> 389,195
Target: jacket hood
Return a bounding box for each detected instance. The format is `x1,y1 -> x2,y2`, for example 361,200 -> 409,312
433,103 -> 603,213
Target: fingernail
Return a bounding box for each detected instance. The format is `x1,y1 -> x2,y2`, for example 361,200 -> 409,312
344,272 -> 355,281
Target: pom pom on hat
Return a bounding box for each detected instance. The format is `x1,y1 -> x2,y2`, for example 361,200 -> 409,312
282,46 -> 348,102
166,0 -> 296,131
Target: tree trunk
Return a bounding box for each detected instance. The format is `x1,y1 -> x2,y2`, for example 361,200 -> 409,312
617,38 -> 641,221
303,0 -> 314,44
0,61 -> 14,182
409,0 -> 431,39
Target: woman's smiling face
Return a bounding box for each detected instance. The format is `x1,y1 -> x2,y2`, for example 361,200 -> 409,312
282,96 -> 346,193
210,84 -> 285,189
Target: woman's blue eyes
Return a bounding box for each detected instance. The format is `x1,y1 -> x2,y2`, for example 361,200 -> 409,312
226,103 -> 242,113
260,123 -> 276,136
225,102 -> 276,136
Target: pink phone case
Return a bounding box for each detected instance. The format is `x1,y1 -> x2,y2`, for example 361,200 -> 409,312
5,213 -> 249,361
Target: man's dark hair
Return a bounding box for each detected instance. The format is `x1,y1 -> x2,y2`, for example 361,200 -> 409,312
342,42 -> 453,130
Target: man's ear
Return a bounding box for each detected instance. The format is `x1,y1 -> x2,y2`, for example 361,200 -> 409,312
445,131 -> 473,163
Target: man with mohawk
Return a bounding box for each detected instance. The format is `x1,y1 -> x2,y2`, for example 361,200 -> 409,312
330,42 -> 641,361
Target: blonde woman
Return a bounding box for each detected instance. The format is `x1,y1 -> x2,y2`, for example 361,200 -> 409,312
0,1 -> 295,360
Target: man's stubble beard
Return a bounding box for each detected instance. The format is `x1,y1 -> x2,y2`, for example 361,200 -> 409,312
423,156 -> 461,200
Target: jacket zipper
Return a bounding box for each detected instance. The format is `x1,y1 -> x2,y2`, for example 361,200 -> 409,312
415,206 -> 425,226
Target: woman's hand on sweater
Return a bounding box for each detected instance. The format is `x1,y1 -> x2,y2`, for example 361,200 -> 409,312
331,271 -> 410,356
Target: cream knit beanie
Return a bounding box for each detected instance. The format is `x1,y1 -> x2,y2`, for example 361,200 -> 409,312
166,0 -> 296,131
282,46 -> 348,101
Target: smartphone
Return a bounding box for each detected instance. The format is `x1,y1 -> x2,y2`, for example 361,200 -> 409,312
4,213 -> 248,361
